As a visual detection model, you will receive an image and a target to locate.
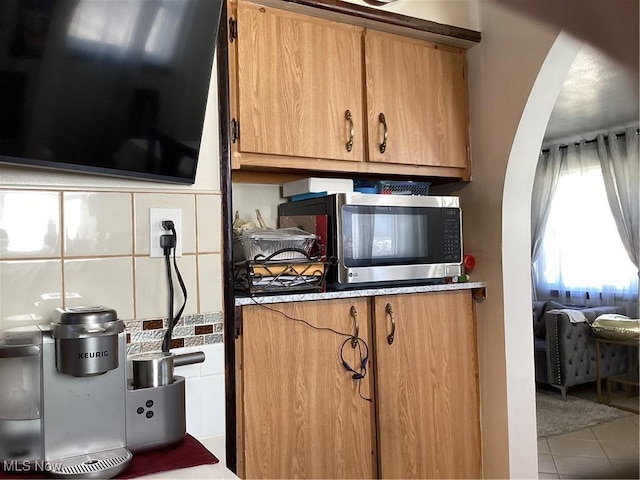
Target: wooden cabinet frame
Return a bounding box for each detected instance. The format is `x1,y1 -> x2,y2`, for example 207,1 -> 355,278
225,0 -> 479,182
219,1 -> 482,472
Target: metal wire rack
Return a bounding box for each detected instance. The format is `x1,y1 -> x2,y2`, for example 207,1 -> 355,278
234,248 -> 328,295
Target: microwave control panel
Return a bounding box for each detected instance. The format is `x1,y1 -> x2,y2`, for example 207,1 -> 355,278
443,208 -> 462,262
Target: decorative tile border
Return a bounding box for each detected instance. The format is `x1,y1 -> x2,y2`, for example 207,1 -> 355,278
124,311 -> 223,355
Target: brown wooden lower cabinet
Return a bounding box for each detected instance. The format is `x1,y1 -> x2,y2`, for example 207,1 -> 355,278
236,290 -> 481,479
373,291 -> 481,479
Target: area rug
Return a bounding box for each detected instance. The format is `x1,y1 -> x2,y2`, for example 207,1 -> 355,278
536,390 -> 633,438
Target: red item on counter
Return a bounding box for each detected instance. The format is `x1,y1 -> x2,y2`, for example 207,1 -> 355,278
0,435 -> 219,479
463,254 -> 476,272
119,434 -> 219,478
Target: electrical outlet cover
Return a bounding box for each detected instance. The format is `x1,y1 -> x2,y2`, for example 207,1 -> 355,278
149,208 -> 182,257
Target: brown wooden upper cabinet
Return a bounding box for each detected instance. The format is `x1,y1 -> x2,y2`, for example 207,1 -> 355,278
229,0 -> 471,179
235,1 -> 364,162
365,31 -> 469,169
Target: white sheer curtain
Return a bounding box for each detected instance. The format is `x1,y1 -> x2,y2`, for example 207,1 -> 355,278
531,146 -> 564,300
533,139 -> 639,315
597,128 -> 640,317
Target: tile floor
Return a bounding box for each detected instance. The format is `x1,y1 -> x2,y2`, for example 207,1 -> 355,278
538,385 -> 639,479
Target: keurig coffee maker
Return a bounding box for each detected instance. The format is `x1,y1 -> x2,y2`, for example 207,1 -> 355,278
0,306 -> 202,479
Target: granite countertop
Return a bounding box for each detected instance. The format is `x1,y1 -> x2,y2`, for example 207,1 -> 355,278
235,281 -> 486,306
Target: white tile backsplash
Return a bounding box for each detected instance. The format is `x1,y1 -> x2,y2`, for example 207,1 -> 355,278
185,374 -> 226,439
178,343 -> 226,439
1,187 -> 226,446
0,191 -> 61,259
198,254 -> 223,313
64,257 -> 135,319
200,343 -> 225,377
133,193 -> 197,255
135,255 -> 198,319
200,373 -> 226,437
0,259 -> 63,329
196,194 -> 222,253
171,344 -> 224,379
63,192 -> 133,256
185,376 -> 204,438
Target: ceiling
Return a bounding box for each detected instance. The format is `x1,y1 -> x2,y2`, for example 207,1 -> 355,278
543,45 -> 639,145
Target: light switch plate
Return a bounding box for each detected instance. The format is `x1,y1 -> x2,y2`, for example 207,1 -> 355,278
149,208 -> 182,258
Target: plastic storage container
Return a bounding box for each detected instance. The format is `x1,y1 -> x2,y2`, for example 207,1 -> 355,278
354,180 -> 431,196
233,228 -> 317,262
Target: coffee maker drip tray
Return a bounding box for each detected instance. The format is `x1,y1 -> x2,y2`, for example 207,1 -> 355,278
48,447 -> 132,479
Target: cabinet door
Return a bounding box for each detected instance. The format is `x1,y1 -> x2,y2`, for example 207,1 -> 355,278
239,298 -> 375,479
365,30 -> 469,168
373,291 -> 481,479
236,2 -> 364,162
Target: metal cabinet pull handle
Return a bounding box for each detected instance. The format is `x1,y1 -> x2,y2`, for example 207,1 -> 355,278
386,303 -> 395,345
379,113 -> 388,153
350,306 -> 359,348
345,110 -> 355,152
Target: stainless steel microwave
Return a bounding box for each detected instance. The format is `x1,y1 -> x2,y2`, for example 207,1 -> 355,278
278,193 -> 463,288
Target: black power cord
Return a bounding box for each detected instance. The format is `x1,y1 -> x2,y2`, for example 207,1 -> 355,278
161,220 -> 188,353
250,298 -> 372,402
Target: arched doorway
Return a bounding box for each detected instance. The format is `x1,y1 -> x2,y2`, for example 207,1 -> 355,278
502,31 -> 581,476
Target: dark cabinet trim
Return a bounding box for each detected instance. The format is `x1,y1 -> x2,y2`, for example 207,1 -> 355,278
279,0 -> 481,47
216,1 -> 237,472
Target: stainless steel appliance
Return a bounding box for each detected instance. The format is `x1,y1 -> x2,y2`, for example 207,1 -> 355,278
0,306 -> 202,479
278,193 -> 463,287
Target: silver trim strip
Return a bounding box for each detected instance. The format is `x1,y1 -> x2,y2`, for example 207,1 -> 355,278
337,263 -> 463,284
339,193 -> 459,208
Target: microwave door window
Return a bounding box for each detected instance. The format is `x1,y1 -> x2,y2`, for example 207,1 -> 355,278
342,206 -> 432,267
349,211 -> 375,260
346,210 -> 396,264
342,206 -> 373,265
395,214 -> 428,259
373,214 -> 400,259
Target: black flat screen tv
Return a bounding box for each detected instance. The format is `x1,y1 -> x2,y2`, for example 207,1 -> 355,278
0,0 -> 223,184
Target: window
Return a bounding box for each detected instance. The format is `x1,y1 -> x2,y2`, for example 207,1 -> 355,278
534,143 -> 638,308
67,0 -> 186,66
67,1 -> 142,56
144,0 -> 188,65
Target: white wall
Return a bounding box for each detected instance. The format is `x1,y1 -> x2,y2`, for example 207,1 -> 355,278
341,0 -> 479,30
464,0 -> 637,477
461,2 -> 562,476
501,33 -> 582,477
231,183 -> 284,230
